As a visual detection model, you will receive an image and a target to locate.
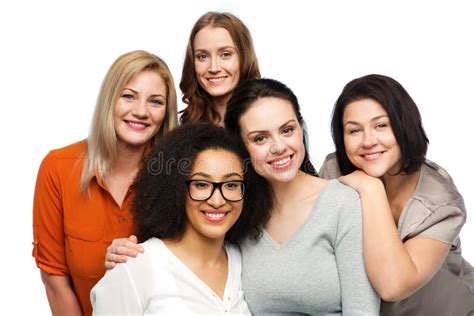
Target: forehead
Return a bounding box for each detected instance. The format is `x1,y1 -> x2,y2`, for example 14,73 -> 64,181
240,97 -> 297,131
194,26 -> 235,50
125,70 -> 166,94
343,98 -> 388,122
192,149 -> 243,174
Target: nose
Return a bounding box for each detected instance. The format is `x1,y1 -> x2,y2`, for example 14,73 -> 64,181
208,56 -> 221,73
362,130 -> 377,148
207,186 -> 226,208
132,99 -> 148,118
269,138 -> 288,156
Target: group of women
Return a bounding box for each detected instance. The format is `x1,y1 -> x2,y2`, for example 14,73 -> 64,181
33,11 -> 473,316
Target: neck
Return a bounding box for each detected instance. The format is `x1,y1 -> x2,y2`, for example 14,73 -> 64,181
213,95 -> 230,126
381,169 -> 420,202
270,171 -> 312,214
166,226 -> 225,265
112,142 -> 147,176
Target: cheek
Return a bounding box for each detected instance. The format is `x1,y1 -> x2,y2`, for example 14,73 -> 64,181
194,62 -> 207,77
151,108 -> 166,125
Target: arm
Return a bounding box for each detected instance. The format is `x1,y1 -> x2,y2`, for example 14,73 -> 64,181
335,187 -> 380,315
91,262 -> 143,315
104,235 -> 144,269
339,171 -> 450,301
33,154 -> 82,314
41,270 -> 82,316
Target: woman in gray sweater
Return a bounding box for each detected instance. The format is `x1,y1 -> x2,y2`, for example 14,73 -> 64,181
223,78 -> 380,315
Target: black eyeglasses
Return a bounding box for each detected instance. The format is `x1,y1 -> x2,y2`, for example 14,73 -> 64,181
186,180 -> 245,202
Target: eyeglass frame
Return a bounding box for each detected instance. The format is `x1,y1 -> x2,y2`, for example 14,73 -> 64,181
185,180 -> 246,202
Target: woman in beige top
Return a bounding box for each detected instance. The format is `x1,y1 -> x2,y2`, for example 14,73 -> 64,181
320,74 -> 474,315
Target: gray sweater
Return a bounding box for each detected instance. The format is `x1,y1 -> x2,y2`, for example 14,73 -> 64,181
240,179 -> 380,315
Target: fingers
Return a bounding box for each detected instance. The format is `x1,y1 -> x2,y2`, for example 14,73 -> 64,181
105,252 -> 128,268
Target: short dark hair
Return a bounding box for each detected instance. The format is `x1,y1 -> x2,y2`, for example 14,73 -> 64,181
224,78 -> 317,176
331,74 -> 429,175
132,122 -> 273,244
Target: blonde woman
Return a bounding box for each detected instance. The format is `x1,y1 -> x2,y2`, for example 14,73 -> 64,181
32,50 -> 178,316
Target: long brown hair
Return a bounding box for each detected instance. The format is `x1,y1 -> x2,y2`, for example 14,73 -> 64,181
179,12 -> 260,124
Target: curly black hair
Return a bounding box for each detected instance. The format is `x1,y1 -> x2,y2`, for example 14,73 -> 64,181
132,122 -> 273,244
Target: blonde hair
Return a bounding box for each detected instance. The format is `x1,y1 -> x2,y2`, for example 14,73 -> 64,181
80,50 -> 178,191
179,12 -> 260,124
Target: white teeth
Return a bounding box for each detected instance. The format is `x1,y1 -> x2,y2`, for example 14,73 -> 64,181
204,212 -> 226,219
128,121 -> 146,128
364,152 -> 381,160
272,157 -> 290,166
208,77 -> 225,83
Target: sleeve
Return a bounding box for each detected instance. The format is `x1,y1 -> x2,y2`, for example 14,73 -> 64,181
32,152 -> 68,275
334,186 -> 380,315
318,152 -> 342,180
402,200 -> 465,245
91,263 -> 143,315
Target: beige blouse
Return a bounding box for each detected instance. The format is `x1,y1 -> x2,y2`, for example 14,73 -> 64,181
320,153 -> 474,316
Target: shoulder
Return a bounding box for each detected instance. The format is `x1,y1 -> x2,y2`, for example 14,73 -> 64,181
224,242 -> 242,262
319,152 -> 342,179
40,140 -> 87,170
418,160 -> 464,205
322,179 -> 360,204
399,160 -> 466,243
46,140 -> 87,160
315,180 -> 362,229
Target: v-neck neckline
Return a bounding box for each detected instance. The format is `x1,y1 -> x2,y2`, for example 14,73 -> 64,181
158,239 -> 231,302
262,179 -> 333,250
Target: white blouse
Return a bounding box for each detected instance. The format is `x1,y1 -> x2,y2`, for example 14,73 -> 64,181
91,238 -> 250,316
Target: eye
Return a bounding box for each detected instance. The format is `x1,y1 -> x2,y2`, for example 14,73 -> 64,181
195,53 -> 208,61
348,128 -> 362,135
375,123 -> 388,129
253,135 -> 267,144
223,181 -> 241,190
121,94 -> 134,101
150,99 -> 165,107
221,51 -> 233,59
282,126 -> 295,135
191,180 -> 210,190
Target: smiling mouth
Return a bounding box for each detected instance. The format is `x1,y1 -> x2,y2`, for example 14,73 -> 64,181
361,151 -> 384,161
201,211 -> 230,222
268,155 -> 293,169
125,120 -> 148,130
207,77 -> 227,84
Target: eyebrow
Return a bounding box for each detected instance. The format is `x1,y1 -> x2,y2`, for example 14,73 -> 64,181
344,115 -> 389,126
190,172 -> 244,179
246,119 -> 297,137
194,46 -> 236,53
123,88 -> 166,99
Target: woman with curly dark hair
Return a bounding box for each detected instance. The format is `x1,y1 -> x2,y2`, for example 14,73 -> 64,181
91,123 -> 272,314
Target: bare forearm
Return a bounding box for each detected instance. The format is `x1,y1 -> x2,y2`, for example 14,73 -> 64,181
41,271 -> 83,316
359,183 -> 419,301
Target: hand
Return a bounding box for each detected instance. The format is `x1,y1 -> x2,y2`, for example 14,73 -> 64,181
105,235 -> 144,269
338,170 -> 382,193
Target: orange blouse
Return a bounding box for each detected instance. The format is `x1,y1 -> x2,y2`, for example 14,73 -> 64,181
32,140 -> 134,316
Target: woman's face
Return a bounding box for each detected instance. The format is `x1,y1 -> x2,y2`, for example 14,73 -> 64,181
193,26 -> 240,104
114,70 -> 167,149
185,148 -> 244,242
239,97 -> 305,185
342,98 -> 401,178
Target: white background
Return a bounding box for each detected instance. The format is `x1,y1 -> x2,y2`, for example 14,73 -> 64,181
1,0 -> 472,314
